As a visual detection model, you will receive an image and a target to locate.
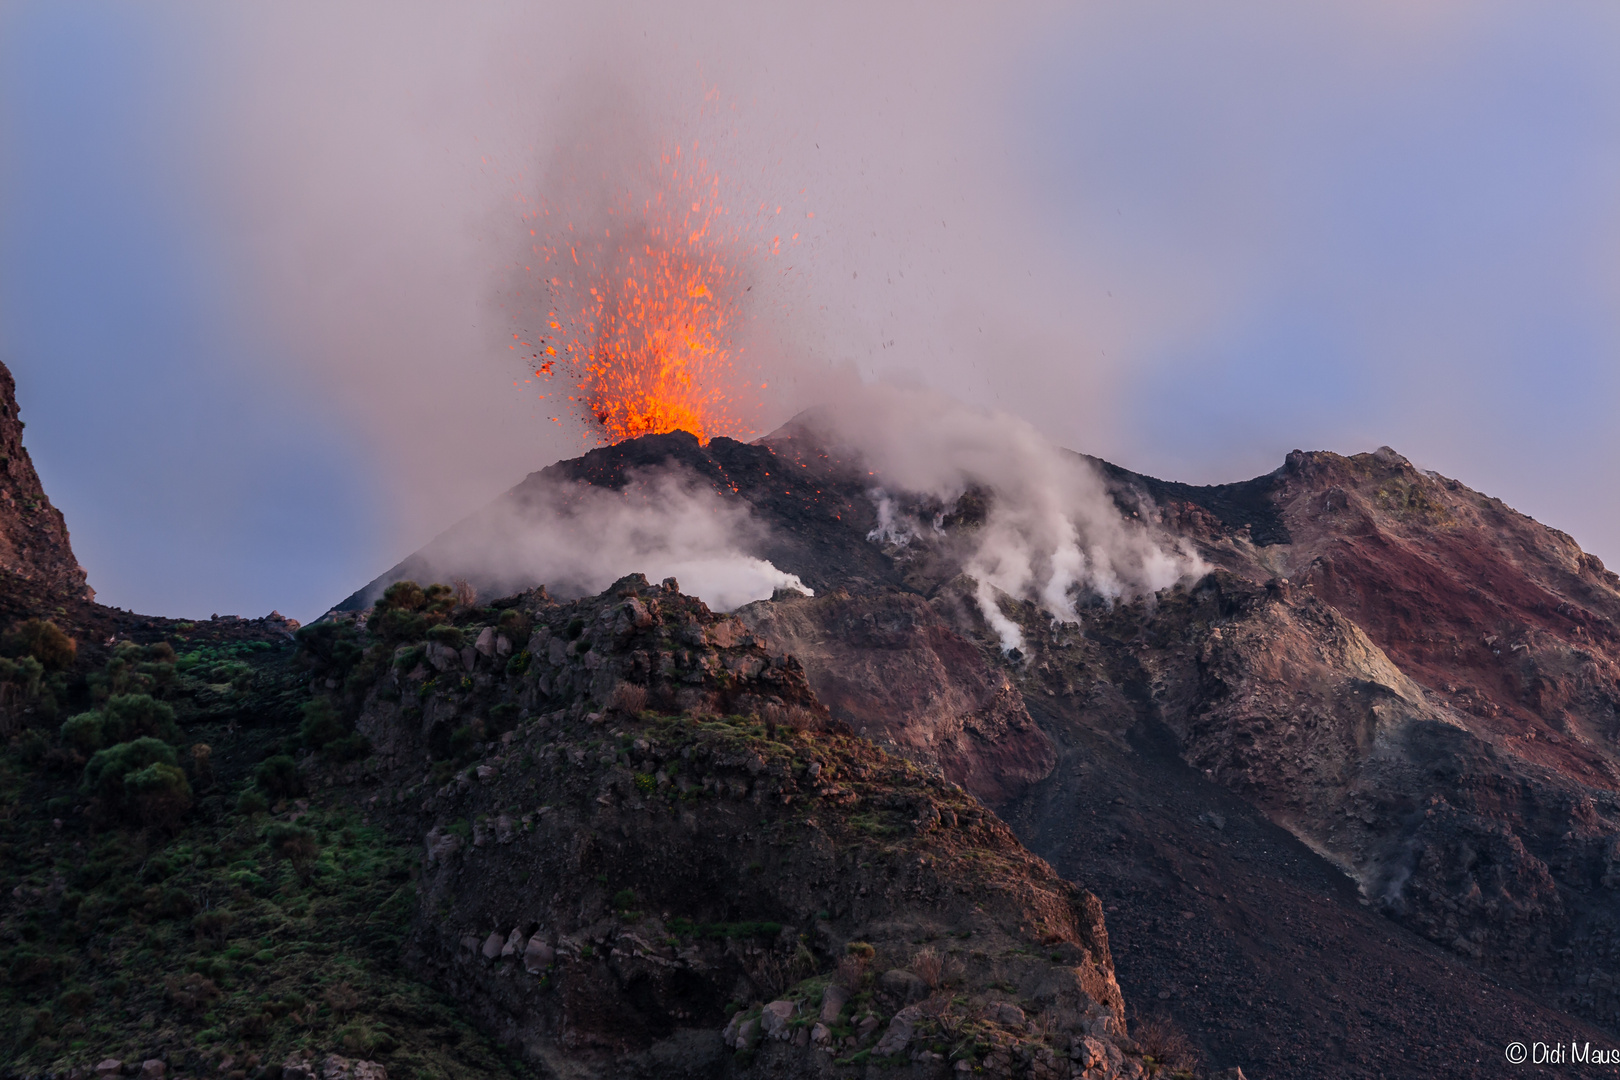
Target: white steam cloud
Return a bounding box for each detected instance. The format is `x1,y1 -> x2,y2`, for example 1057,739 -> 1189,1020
396,469 -> 810,613
801,383 -> 1205,651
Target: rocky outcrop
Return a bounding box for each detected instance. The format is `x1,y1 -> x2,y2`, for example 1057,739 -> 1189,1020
328,417 -> 1620,1054
1049,449 -> 1620,1028
736,588 -> 1055,803
329,575 -> 1142,1077
0,361 -> 90,601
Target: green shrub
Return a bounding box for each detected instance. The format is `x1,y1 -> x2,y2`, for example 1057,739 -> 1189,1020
3,618 -> 77,671
505,650 -> 531,676
425,623 -> 465,651
61,694 -> 180,754
0,654 -> 44,698
265,822 -> 320,882
423,583 -> 456,614
61,711 -> 106,754
236,789 -> 269,816
12,728 -> 47,764
82,738 -> 193,827
377,580 -> 426,612
103,694 -> 181,743
295,621 -> 364,679
322,733 -> 371,763
254,754 -> 302,798
299,699 -> 344,750
370,608 -> 426,645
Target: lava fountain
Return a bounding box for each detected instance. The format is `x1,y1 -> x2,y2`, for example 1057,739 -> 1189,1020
511,142 -> 787,445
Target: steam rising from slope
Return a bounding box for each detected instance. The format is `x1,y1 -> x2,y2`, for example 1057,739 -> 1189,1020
801,384 -> 1205,651
395,469 -> 809,613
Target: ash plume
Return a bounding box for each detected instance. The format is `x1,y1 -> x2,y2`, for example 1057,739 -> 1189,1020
368,467 -> 809,613
794,383 -> 1205,651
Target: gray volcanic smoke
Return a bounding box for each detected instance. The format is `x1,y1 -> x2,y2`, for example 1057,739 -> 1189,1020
371,467 -> 810,613
794,384 -> 1206,651
348,383 -> 1204,649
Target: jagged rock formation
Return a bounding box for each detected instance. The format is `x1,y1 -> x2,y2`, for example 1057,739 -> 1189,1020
0,361 -> 90,602
1085,449 -> 1620,1019
318,575 -> 1145,1078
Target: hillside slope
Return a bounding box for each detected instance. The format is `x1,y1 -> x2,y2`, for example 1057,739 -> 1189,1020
343,422 -> 1620,1075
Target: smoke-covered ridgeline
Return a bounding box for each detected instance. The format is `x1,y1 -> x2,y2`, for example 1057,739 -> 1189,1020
792,384 -> 1206,650
335,384 -> 1201,651
345,468 -> 809,614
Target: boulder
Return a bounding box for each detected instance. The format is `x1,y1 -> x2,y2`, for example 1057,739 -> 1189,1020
523,934 -> 555,973
138,1062 -> 164,1080
759,999 -> 795,1040
475,627 -> 496,657
871,1006 -> 915,1056
625,597 -> 654,629
424,828 -> 461,865
810,1022 -> 832,1045
94,1061 -> 121,1078
819,981 -> 848,1023
500,927 -> 524,957
481,930 -> 505,959
318,1056 -> 388,1080
1071,1036 -> 1108,1069
989,1001 -> 1026,1027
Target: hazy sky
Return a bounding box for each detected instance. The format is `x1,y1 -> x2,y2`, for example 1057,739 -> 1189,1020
2,2 -> 1618,622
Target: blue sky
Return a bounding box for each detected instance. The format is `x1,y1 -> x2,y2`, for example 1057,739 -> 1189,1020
2,3 -> 1618,620
0,5 -> 383,619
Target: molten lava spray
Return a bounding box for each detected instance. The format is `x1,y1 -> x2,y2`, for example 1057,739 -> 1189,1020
510,142 -> 785,445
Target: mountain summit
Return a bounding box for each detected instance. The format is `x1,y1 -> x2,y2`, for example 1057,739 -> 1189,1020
4,380 -> 1619,1078
331,418 -> 1620,1075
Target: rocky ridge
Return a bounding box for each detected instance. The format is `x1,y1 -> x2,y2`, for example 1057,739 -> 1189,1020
312,574 -> 1151,1078
356,424 -> 1620,1073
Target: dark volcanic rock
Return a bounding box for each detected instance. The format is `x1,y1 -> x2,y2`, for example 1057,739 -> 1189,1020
328,576 -> 1139,1078
333,418 -> 1620,1071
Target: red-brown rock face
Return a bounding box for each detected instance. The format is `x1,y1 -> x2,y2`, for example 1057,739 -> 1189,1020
736,589 -> 1056,804
1081,447 -> 1620,1025
0,361 -> 91,601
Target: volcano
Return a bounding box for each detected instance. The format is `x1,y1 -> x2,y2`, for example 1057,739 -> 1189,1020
5,361 -> 1620,1078
324,415 -> 1620,1076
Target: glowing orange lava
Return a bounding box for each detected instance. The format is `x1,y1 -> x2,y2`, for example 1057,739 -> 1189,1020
511,143 -> 783,445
